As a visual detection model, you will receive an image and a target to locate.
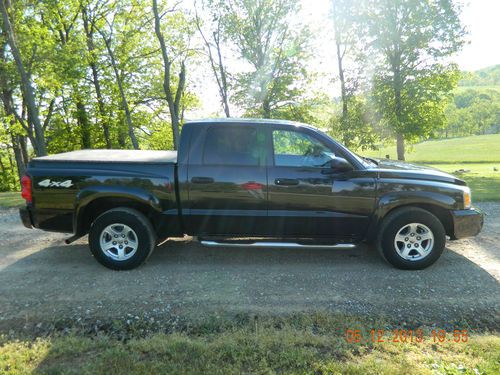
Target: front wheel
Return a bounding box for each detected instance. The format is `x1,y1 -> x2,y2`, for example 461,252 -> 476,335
88,207 -> 156,270
377,207 -> 446,270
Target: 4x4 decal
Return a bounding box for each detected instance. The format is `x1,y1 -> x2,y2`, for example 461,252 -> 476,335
38,179 -> 74,188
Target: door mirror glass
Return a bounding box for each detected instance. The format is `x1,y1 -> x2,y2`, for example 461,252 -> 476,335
327,157 -> 353,173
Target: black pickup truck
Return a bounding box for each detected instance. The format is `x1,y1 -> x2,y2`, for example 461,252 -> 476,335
19,118 -> 483,270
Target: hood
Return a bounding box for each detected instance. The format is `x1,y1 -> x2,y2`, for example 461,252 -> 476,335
369,158 -> 467,186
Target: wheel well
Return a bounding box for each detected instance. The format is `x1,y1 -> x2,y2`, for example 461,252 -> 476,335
382,204 -> 453,236
79,197 -> 158,235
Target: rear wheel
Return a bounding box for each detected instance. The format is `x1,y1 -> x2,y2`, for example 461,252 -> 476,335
89,207 -> 156,270
377,207 -> 446,270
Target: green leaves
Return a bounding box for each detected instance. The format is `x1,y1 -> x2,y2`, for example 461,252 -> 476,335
363,0 -> 466,159
219,0 -> 311,119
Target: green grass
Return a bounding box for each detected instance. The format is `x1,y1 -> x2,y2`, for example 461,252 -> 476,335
363,134 -> 500,163
0,192 -> 23,208
1,323 -> 498,374
429,163 -> 500,202
361,134 -> 500,201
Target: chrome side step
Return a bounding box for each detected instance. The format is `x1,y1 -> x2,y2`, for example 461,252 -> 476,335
200,240 -> 356,249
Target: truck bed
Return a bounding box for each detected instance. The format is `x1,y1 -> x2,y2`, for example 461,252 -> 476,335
31,149 -> 177,165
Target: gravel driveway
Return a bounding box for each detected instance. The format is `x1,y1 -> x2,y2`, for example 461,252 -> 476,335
1,203 -> 499,333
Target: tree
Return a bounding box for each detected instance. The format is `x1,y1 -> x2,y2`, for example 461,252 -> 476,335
330,0 -> 376,150
0,0 -> 47,156
96,2 -> 140,150
443,88 -> 500,137
152,0 -> 191,150
82,0 -> 112,148
194,0 -> 231,117
365,0 -> 466,160
222,0 -> 310,119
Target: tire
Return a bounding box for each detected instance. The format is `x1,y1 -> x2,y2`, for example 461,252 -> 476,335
376,207 -> 446,270
88,207 -> 156,270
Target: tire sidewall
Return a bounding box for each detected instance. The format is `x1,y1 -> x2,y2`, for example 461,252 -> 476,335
89,209 -> 154,270
379,209 -> 446,270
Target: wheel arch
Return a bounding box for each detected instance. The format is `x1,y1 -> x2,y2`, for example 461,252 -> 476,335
367,192 -> 455,241
74,187 -> 162,236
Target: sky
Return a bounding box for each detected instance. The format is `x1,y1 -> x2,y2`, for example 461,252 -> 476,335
453,0 -> 500,70
300,0 -> 500,72
189,0 -> 500,117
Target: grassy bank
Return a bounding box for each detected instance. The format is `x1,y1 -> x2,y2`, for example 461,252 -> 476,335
1,320 -> 498,374
0,192 -> 23,208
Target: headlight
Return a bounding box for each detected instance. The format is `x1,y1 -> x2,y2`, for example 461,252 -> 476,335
463,187 -> 471,209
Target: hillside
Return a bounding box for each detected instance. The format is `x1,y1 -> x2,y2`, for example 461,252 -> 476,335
459,64 -> 500,87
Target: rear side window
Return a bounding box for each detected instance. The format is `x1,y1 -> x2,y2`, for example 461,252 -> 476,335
203,126 -> 262,166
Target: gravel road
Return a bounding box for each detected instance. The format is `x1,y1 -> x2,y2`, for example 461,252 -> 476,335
1,203 -> 499,334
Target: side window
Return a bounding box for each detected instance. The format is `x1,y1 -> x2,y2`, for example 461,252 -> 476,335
203,126 -> 263,166
273,129 -> 335,167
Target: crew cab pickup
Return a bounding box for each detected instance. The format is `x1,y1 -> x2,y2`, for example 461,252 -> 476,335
19,118 -> 483,270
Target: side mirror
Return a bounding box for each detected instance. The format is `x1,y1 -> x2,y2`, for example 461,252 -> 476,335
325,157 -> 353,173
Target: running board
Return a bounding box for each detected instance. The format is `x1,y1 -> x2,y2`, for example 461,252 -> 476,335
200,240 -> 356,249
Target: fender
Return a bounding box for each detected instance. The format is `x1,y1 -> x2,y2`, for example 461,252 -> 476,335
366,190 -> 458,241
73,185 -> 163,235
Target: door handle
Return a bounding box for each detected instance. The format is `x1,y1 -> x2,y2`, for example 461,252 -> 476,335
275,178 -> 299,186
191,176 -> 214,184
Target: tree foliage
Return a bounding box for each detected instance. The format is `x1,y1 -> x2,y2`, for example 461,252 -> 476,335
364,0 -> 466,160
0,0 -> 493,192
220,0 -> 311,119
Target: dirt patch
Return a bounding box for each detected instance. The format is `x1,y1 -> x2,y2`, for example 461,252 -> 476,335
0,203 -> 499,336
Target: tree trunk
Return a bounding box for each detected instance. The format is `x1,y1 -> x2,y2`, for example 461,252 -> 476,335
0,40 -> 26,180
396,133 -> 405,162
0,0 -> 47,156
0,86 -> 26,180
0,155 -> 6,188
335,38 -> 350,146
76,98 -> 92,149
392,55 -> 405,161
7,150 -> 16,187
153,0 -> 186,150
262,97 -> 271,118
11,135 -> 26,179
20,136 -> 28,164
117,107 -> 127,148
100,33 -> 139,149
82,7 -> 112,149
194,10 -> 230,117
215,37 -> 231,117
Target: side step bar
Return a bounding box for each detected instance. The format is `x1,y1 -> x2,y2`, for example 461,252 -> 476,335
200,240 -> 356,249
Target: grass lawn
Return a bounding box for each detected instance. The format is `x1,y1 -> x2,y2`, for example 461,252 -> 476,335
1,317 -> 499,374
361,134 -> 500,201
0,192 -> 23,208
362,134 -> 500,163
429,163 -> 500,202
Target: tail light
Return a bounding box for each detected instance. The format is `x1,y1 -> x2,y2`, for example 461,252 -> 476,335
21,175 -> 32,203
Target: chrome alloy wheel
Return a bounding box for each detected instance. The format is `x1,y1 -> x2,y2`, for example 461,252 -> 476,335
394,223 -> 434,261
100,224 -> 138,261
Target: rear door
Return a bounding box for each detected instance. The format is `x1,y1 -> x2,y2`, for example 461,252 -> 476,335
185,124 -> 268,236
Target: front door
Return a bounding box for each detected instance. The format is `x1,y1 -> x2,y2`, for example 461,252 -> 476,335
186,124 -> 268,236
266,127 -> 376,241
